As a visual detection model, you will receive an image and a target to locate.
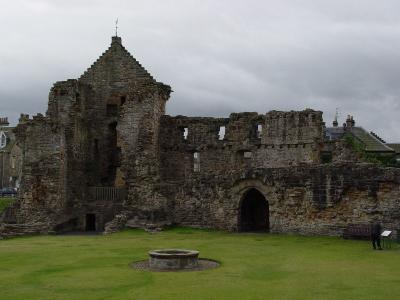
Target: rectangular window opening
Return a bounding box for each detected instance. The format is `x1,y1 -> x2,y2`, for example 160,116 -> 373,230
257,124 -> 262,138
183,127 -> 189,140
243,151 -> 252,159
193,152 -> 200,172
218,126 -> 226,140
120,96 -> 126,106
94,139 -> 99,158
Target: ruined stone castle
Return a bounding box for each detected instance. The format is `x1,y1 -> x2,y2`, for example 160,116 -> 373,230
1,36 -> 400,237
0,117 -> 22,190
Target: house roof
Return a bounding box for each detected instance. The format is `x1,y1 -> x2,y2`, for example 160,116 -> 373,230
386,143 -> 400,154
325,126 -> 395,153
350,127 -> 394,153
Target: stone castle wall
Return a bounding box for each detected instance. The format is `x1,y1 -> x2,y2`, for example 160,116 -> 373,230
159,110 -> 324,181
165,164 -> 400,235
2,36 -> 400,238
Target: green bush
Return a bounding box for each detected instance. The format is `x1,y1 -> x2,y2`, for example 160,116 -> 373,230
0,197 -> 14,213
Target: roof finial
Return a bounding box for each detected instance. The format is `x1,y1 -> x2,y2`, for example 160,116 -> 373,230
333,108 -> 339,127
115,18 -> 119,37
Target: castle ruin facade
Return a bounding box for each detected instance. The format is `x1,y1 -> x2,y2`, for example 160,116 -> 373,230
1,36 -> 400,237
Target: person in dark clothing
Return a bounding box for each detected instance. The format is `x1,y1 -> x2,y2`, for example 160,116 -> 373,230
371,222 -> 382,250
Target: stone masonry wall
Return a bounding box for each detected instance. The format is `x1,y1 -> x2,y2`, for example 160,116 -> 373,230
159,109 -> 324,181
2,36 -> 400,239
9,115 -> 66,230
117,83 -> 172,223
167,163 -> 400,235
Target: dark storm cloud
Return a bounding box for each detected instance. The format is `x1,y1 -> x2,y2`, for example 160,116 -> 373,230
1,0 -> 400,141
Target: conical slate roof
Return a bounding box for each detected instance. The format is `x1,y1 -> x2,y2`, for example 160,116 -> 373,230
79,36 -> 157,87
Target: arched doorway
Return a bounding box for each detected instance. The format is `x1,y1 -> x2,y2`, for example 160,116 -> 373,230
239,188 -> 269,232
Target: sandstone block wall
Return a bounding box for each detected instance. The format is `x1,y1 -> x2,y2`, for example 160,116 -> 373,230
167,164 -> 400,235
2,36 -> 399,239
159,109 -> 324,181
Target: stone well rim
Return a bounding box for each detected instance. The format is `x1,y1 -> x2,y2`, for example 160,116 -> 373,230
148,249 -> 199,258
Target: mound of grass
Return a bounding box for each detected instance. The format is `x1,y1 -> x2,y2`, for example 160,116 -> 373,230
0,197 -> 14,213
0,229 -> 399,300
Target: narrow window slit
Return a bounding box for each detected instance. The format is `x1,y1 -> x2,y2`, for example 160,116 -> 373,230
183,127 -> 188,140
257,124 -> 262,138
193,152 -> 200,172
218,126 -> 225,140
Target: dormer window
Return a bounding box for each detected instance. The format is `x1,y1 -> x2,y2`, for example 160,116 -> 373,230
0,131 -> 6,149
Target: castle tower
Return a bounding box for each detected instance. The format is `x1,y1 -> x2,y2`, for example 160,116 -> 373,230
73,36 -> 171,188
12,36 -> 171,233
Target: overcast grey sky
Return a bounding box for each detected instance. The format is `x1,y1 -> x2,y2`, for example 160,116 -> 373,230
1,0 -> 400,141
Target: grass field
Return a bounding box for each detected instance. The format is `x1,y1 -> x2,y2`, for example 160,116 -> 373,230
0,228 -> 399,300
0,197 -> 14,212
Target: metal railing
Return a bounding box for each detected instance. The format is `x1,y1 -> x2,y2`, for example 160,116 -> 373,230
88,187 -> 126,201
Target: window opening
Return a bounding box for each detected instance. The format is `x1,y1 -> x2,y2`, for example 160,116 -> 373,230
243,151 -> 252,159
193,152 -> 200,172
183,127 -> 189,140
0,131 -> 6,149
120,96 -> 126,106
218,126 -> 225,140
93,139 -> 99,158
256,124 -> 262,138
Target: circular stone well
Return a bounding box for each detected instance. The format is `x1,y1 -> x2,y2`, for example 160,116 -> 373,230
149,249 -> 199,270
131,249 -> 220,272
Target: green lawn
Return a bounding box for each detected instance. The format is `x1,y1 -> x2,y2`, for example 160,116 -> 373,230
0,197 -> 14,212
0,228 -> 399,300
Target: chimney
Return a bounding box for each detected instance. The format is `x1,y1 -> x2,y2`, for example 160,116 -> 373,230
350,116 -> 355,127
0,117 -> 9,126
346,115 -> 352,128
333,108 -> 339,127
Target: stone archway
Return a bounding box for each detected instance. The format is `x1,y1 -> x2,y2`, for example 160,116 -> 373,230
239,188 -> 269,232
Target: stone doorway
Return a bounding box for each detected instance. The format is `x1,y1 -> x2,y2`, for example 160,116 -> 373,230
85,214 -> 96,231
239,188 -> 269,232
